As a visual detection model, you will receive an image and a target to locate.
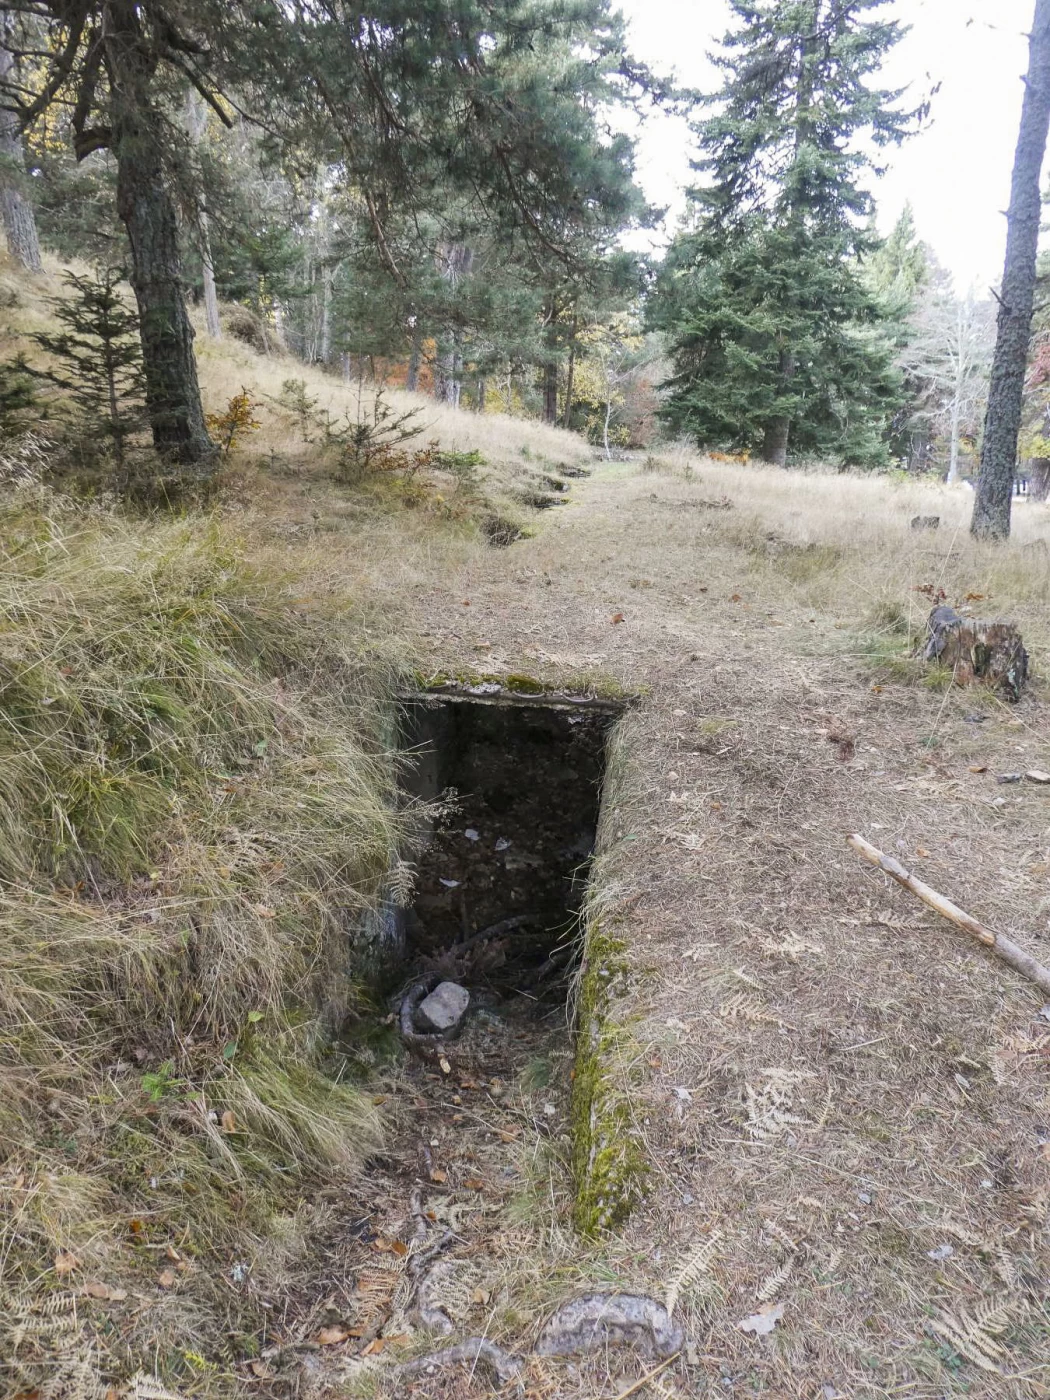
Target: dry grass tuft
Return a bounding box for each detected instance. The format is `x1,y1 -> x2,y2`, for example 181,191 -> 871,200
0,489 -> 410,1395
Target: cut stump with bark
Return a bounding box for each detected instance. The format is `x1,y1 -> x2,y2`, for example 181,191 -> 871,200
921,606 -> 1029,702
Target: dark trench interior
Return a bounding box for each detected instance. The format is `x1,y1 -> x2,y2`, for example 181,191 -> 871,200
398,695 -> 620,1002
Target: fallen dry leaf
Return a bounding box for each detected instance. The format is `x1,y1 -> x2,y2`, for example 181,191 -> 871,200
316,1326 -> 351,1346
80,1281 -> 127,1302
737,1301 -> 785,1336
374,1237 -> 408,1257
54,1251 -> 79,1275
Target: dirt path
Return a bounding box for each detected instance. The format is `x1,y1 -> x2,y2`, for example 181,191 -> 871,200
325,463 -> 1050,1398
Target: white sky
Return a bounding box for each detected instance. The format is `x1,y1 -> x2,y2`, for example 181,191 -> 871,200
616,0 -> 1038,293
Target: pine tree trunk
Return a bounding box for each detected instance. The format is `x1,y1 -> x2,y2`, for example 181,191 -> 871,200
1030,456 -> 1050,500
104,2 -> 214,469
543,361 -> 558,423
972,0 -> 1050,539
199,205 -> 221,340
320,263 -> 333,364
947,385 -> 962,484
761,416 -> 790,467
436,343 -> 456,403
563,340 -> 576,429
184,93 -> 220,341
406,326 -> 422,392
0,29 -> 42,273
760,348 -> 795,467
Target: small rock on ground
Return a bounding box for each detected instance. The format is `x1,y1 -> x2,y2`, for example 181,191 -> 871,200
416,981 -> 470,1033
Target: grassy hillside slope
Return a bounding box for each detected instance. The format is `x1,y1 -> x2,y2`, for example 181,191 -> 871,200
6,253 -> 1050,1400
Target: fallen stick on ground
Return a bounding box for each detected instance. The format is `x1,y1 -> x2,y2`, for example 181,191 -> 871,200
847,833 -> 1050,997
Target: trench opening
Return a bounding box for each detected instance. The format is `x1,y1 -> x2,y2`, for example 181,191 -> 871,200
397,693 -> 621,1022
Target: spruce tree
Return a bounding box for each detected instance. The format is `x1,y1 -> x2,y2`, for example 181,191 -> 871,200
31,268 -> 146,466
651,0 -> 915,466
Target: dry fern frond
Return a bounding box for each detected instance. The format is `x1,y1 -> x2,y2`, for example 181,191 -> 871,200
756,1260 -> 793,1303
761,1219 -> 800,1253
664,1231 -> 722,1319
352,1266 -> 401,1330
758,933 -> 824,961
932,1217 -> 992,1252
992,1248 -> 1021,1290
743,1071 -> 811,1142
126,1374 -> 189,1400
387,858 -> 417,908
927,1297 -> 1021,1375
718,991 -> 782,1026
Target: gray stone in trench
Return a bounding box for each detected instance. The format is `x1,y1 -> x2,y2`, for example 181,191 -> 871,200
416,981 -> 470,1034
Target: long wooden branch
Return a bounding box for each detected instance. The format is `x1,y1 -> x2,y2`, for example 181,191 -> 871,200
847,833 -> 1050,997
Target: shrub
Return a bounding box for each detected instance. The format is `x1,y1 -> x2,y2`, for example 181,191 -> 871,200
206,386 -> 262,454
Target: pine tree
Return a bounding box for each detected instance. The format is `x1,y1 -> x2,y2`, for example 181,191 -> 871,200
971,0 -> 1050,538
30,269 -> 146,465
651,0 -> 915,467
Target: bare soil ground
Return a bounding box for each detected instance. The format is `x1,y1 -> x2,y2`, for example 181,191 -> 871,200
303,460 -> 1050,1398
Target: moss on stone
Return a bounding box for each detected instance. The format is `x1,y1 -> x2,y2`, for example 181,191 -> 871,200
503,673 -> 546,694
570,921 -> 648,1236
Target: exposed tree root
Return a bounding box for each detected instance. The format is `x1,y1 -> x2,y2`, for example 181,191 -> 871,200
535,1293 -> 684,1358
395,1337 -> 525,1384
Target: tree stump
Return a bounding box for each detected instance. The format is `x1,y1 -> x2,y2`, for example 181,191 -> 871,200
921,605 -> 1029,701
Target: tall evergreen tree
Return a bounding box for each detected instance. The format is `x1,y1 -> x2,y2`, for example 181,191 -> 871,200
651,0 -> 915,466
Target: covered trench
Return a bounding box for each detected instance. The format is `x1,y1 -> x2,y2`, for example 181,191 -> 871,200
395,688 -> 622,994
349,683 -> 642,1236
